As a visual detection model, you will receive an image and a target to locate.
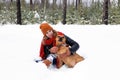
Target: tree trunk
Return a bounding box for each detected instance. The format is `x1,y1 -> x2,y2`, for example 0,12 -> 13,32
59,0 -> 62,9
21,0 -> 26,8
43,0 -> 46,20
78,0 -> 81,7
78,0 -> 80,4
17,0 -> 22,25
102,0 -> 109,25
30,0 -> 33,10
118,0 -> 120,8
92,0 -> 94,3
75,0 -> 78,10
52,0 -> 56,10
46,0 -> 49,9
41,0 -> 45,8
62,0 -> 67,24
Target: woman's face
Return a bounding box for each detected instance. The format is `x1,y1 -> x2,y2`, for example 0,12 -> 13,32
46,30 -> 53,38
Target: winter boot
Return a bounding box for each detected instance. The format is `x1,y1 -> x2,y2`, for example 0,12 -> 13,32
56,57 -> 64,69
43,59 -> 52,67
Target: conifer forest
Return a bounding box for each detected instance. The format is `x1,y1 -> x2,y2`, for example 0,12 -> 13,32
0,0 -> 120,25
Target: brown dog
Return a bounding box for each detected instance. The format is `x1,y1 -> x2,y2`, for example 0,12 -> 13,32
55,32 -> 84,68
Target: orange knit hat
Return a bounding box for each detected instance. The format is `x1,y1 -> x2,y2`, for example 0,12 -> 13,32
40,23 -> 53,35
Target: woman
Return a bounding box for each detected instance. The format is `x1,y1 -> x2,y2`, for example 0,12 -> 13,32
35,22 -> 80,68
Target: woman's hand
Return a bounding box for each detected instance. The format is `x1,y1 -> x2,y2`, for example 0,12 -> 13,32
49,46 -> 58,53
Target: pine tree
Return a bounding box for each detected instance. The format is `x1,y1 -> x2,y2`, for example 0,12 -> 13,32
102,0 -> 109,25
30,0 -> 33,10
43,0 -> 46,20
118,0 -> 120,8
52,0 -> 56,10
78,0 -> 80,4
75,0 -> 78,10
17,0 -> 22,25
62,0 -> 67,24
21,0 -> 26,8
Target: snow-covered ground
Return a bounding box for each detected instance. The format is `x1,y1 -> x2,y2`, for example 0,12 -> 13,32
0,24 -> 120,80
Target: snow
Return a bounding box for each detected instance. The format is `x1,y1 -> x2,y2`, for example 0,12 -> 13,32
34,11 -> 40,19
0,24 -> 120,80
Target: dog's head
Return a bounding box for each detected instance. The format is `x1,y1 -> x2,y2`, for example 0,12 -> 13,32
56,32 -> 66,46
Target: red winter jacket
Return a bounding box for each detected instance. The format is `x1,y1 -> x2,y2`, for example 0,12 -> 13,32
39,36 -> 56,59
